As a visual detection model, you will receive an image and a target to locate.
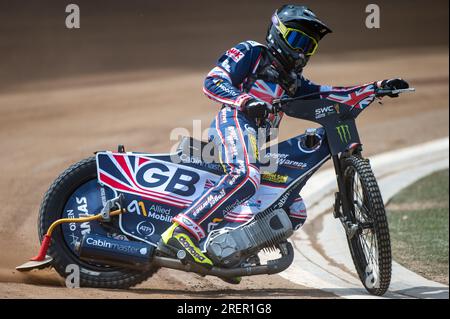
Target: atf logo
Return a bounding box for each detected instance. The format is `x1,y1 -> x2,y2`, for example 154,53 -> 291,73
136,221 -> 155,237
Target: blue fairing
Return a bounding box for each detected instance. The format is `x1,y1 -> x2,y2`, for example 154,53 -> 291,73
60,129 -> 331,249
260,128 -> 330,190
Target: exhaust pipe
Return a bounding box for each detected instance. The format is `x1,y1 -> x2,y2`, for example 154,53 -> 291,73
77,233 -> 294,278
152,242 -> 295,278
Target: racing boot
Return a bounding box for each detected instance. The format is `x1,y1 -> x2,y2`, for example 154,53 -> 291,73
159,222 -> 213,269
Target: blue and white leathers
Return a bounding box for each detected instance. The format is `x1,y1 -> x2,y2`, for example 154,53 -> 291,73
173,41 -> 330,238
203,41 -> 326,133
172,106 -> 261,240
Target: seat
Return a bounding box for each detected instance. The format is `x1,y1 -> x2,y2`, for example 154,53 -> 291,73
177,136 -> 219,165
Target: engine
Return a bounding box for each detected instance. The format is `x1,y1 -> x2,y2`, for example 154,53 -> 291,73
205,209 -> 293,268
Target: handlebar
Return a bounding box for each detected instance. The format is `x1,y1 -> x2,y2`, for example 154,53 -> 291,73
375,87 -> 415,96
271,87 -> 415,113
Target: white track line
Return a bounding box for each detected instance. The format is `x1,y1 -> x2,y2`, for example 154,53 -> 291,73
280,137 -> 449,299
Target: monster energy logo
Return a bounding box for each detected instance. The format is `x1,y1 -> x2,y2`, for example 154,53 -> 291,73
336,124 -> 351,143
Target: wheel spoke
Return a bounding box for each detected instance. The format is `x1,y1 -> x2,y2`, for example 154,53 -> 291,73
360,229 -> 379,272
352,172 -> 380,274
352,175 -> 371,223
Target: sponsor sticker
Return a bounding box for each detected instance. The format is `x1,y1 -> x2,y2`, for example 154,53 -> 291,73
191,188 -> 226,217
315,104 -> 338,119
264,153 -> 307,169
261,173 -> 288,184
225,48 -> 244,63
221,59 -> 231,72
181,216 -> 193,226
220,107 -> 228,123
248,133 -> 258,159
336,124 -> 351,143
177,235 -> 207,262
212,79 -> 239,97
179,154 -> 222,171
147,204 -> 172,223
136,221 -> 155,237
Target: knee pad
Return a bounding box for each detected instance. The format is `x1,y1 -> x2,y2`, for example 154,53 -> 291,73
288,197 -> 307,230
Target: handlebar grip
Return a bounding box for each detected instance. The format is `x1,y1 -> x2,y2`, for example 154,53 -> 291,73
376,88 -> 415,96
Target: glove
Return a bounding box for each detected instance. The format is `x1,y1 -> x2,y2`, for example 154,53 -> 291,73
243,98 -> 274,119
378,78 -> 409,97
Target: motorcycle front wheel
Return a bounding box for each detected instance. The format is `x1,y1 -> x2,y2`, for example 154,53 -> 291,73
342,155 -> 392,296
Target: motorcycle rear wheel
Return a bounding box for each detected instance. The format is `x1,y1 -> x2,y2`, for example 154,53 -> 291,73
38,156 -> 158,288
342,155 -> 392,296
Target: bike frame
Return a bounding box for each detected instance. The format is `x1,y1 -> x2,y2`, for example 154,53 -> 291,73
275,86 -> 378,222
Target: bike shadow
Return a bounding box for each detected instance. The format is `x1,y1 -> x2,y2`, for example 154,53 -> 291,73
121,287 -> 337,298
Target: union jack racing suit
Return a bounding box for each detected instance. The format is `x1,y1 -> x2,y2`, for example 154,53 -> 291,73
172,40 -> 377,241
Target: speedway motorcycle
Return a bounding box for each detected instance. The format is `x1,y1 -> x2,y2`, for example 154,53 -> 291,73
17,85 -> 414,296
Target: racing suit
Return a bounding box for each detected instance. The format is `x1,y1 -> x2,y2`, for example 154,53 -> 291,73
172,40 -> 365,240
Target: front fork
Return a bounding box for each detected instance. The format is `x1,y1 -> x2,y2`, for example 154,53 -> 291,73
331,152 -> 360,239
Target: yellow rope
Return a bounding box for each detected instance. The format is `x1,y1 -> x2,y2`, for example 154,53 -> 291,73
46,208 -> 125,236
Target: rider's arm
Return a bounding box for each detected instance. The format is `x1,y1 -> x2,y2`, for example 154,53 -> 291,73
203,41 -> 264,110
295,76 -> 377,96
295,76 -> 409,105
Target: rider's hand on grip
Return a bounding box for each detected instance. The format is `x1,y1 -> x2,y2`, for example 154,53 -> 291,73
243,98 -> 274,119
378,78 -> 409,98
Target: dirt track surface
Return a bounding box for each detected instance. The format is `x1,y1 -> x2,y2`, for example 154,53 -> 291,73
0,0 -> 448,300
0,47 -> 448,298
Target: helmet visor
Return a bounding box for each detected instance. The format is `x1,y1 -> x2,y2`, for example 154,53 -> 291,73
284,29 -> 318,56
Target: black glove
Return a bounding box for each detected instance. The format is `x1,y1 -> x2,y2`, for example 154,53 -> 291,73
379,78 -> 409,97
243,98 -> 274,119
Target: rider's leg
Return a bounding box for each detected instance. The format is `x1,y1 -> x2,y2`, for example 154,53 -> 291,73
160,107 -> 260,267
288,196 -> 307,230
